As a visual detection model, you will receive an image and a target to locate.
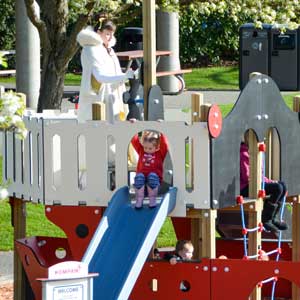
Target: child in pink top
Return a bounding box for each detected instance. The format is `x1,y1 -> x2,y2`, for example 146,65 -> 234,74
131,131 -> 169,208
240,131 -> 288,233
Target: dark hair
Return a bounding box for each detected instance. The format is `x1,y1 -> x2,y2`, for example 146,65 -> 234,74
94,19 -> 116,32
175,240 -> 193,253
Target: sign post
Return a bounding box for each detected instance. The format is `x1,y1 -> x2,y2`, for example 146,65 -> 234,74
37,261 -> 98,300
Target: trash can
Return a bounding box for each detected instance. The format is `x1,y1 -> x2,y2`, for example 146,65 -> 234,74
270,26 -> 300,90
239,23 -> 271,89
116,27 -> 143,51
116,27 -> 143,70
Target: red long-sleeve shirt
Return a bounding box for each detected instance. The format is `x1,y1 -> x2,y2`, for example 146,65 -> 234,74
131,134 -> 169,182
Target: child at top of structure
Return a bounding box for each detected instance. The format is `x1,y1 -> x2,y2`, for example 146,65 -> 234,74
240,130 -> 288,233
164,240 -> 194,265
131,130 -> 169,209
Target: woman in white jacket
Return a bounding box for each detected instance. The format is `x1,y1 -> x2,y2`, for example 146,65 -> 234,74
76,20 -> 134,123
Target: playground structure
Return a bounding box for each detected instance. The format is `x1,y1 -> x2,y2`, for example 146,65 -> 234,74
3,1 -> 300,300
3,73 -> 300,300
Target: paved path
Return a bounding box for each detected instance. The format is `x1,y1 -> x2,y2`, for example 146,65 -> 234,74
0,251 -> 13,284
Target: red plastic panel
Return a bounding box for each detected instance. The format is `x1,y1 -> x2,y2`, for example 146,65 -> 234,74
45,205 -> 104,260
130,259 -> 211,300
208,104 -> 222,138
211,258 -> 300,300
171,217 -> 191,240
15,236 -> 73,300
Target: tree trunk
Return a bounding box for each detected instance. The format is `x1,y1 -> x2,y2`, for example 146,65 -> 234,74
37,53 -> 67,112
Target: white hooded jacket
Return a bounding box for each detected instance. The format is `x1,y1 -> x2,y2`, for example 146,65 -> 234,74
76,26 -> 127,123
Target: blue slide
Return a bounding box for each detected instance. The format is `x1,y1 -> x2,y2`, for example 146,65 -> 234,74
82,186 -> 177,300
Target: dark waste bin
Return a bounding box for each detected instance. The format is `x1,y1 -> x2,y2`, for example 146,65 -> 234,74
116,27 -> 143,51
270,26 -> 300,90
239,23 -> 300,90
239,23 -> 271,90
115,27 -> 143,70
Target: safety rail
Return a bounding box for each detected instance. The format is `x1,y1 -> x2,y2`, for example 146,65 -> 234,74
3,113 -> 210,216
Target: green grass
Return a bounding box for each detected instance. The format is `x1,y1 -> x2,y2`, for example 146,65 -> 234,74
0,198 -> 176,251
0,201 -> 65,251
0,73 -> 82,86
0,156 -> 65,251
1,66 -> 240,90
184,66 -> 239,90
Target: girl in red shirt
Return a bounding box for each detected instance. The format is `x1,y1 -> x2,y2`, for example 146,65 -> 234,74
131,131 -> 169,208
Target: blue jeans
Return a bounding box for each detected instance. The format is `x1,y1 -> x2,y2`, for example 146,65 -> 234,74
134,172 -> 160,189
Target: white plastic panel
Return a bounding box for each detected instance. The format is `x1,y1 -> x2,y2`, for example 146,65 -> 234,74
3,115 -> 211,216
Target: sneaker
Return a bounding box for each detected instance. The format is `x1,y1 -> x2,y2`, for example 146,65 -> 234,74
272,220 -> 288,230
263,221 -> 279,233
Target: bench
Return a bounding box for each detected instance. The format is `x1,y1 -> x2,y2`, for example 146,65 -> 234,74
0,69 -> 16,77
156,69 -> 192,95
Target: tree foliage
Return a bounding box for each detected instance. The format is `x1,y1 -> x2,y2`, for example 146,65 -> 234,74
118,1 -> 300,65
21,0 -> 300,109
180,1 -> 300,65
0,0 -> 15,50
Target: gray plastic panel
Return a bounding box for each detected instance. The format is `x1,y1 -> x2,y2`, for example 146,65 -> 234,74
211,74 -> 300,208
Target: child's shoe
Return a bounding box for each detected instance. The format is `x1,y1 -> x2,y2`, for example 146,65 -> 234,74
272,202 -> 288,230
147,186 -> 158,208
262,201 -> 279,233
272,220 -> 288,230
135,186 -> 145,209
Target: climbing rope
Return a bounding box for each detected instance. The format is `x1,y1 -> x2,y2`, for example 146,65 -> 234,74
237,142 -> 287,300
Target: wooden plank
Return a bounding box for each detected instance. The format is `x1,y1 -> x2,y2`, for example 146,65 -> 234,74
156,69 -> 192,77
220,199 -> 258,212
116,50 -> 171,61
142,0 -> 156,120
0,69 -> 16,76
11,197 -> 27,300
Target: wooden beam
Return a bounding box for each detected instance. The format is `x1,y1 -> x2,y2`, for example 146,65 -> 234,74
92,102 -> 106,120
288,195 -> 300,300
142,0 -> 156,120
248,133 -> 262,300
11,197 -> 27,300
189,93 -> 216,259
293,95 -> 300,112
292,99 -> 300,300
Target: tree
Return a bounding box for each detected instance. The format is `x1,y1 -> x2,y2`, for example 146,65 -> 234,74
0,0 -> 15,50
23,0 -> 100,112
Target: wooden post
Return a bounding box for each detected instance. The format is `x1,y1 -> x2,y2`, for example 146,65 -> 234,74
293,95 -> 300,112
291,96 -> 300,300
290,194 -> 300,300
11,197 -> 27,300
191,93 -> 203,122
189,93 -> 216,259
248,132 -> 263,300
265,128 -> 280,181
142,0 -> 156,120
92,102 -> 106,121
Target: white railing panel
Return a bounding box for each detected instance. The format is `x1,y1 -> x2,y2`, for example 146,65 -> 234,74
4,117 -> 211,216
